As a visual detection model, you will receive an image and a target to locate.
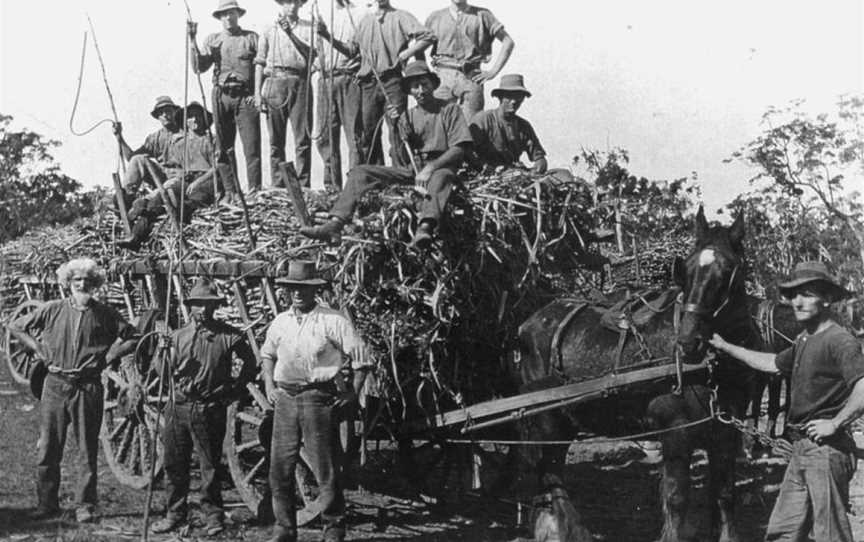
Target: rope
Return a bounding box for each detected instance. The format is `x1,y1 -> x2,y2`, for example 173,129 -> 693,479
85,13 -> 126,174
69,32 -> 114,137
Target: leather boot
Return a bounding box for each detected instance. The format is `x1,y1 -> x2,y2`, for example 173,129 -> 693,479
300,218 -> 344,243
117,216 -> 153,251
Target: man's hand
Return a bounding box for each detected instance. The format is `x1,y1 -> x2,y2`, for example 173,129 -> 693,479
415,164 -> 434,188
804,419 -> 840,444
386,104 -> 402,120
471,70 -> 495,84
186,20 -> 198,38
277,15 -> 294,34
265,379 -> 278,405
531,157 -> 548,175
708,333 -> 729,353
255,94 -> 266,113
334,388 -> 357,411
112,122 -> 123,139
316,21 -> 331,40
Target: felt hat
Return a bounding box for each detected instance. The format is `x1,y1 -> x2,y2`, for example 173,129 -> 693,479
213,0 -> 246,19
400,60 -> 441,93
778,261 -> 853,301
30,360 -> 48,400
491,74 -> 532,98
150,96 -> 180,119
184,278 -> 226,305
175,102 -> 214,129
275,260 -> 328,287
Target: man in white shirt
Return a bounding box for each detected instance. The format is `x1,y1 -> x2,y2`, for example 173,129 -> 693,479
261,261 -> 365,542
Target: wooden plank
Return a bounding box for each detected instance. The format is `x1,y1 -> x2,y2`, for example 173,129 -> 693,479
406,361 -> 708,433
231,281 -> 264,367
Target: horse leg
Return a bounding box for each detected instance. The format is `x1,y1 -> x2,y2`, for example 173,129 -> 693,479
708,424 -> 742,542
657,424 -> 693,542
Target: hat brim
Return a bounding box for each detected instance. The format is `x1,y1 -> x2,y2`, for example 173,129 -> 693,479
213,7 -> 246,18
491,87 -> 532,98
175,106 -> 214,129
401,73 -> 441,93
150,104 -> 180,119
275,278 -> 328,287
778,277 -> 853,301
183,296 -> 226,305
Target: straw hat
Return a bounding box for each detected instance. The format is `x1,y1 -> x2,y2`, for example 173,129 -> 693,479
150,96 -> 180,119
184,278 -> 226,305
491,74 -> 532,98
275,261 -> 328,287
213,0 -> 246,19
778,261 -> 853,302
400,60 -> 441,93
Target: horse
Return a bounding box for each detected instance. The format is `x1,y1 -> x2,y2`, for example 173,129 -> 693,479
512,207 -> 770,542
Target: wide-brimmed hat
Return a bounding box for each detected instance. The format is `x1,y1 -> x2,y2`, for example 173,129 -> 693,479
778,261 -> 854,301
213,0 -> 246,19
150,96 -> 180,119
175,102 -> 214,129
275,260 -> 328,287
400,60 -> 441,93
491,74 -> 532,98
184,278 -> 226,305
30,360 -> 48,400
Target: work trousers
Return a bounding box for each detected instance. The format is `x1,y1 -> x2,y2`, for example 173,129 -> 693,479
331,165 -> 456,225
269,388 -> 344,540
433,67 -> 484,121
122,155 -> 163,194
162,401 -> 227,521
213,87 -> 262,192
138,170 -> 219,217
316,74 -> 361,189
36,374 -> 103,512
765,438 -> 857,541
263,74 -> 312,188
357,70 -> 408,168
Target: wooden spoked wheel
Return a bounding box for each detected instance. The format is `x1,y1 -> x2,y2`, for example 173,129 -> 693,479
4,300 -> 44,385
225,390 -> 317,523
100,361 -> 165,488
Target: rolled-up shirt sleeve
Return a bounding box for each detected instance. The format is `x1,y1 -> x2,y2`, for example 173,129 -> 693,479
775,345 -> 795,375
834,333 -> 864,385
399,11 -> 435,48
332,315 -> 369,370
260,319 -> 281,364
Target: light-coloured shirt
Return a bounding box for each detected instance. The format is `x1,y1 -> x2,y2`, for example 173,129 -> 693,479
318,6 -> 364,72
425,5 -> 503,64
469,107 -> 546,166
134,127 -> 175,162
255,20 -> 311,74
197,28 -> 259,88
261,304 -> 366,385
350,7 -> 434,78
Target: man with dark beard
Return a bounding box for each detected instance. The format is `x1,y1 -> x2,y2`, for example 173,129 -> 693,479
300,60 -> 472,249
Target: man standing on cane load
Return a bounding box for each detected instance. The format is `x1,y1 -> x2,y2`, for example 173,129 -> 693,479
469,74 -> 547,174
189,0 -> 262,195
255,0 -> 315,188
7,258 -> 138,523
300,61 -> 472,249
112,96 -> 182,205
348,0 -> 435,167
425,0 -> 515,121
709,261 -> 864,542
313,0 -> 364,189
150,278 -> 257,536
261,261 -> 368,542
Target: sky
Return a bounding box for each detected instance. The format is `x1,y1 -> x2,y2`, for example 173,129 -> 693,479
1,0 -> 863,219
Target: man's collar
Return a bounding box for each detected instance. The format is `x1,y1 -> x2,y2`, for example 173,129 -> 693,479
375,6 -> 394,21
290,303 -> 319,318
224,26 -> 244,36
448,3 -> 473,18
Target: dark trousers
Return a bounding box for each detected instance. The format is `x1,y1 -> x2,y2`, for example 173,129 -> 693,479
316,74 -> 361,189
162,401 -> 227,520
357,70 -> 407,167
213,87 -> 262,192
765,438 -> 856,541
269,388 -> 344,538
263,75 -> 312,188
330,165 -> 456,224
37,374 -> 103,511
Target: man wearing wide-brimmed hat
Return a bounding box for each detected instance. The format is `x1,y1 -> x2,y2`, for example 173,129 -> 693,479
300,60 -> 473,250
470,74 -> 547,174
119,102 -> 221,251
710,261 -> 864,541
112,96 -> 183,204
151,278 -> 257,536
189,0 -> 262,193
261,261 -> 367,542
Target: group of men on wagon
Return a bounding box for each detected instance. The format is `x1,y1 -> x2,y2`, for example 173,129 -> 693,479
112,0 -> 548,251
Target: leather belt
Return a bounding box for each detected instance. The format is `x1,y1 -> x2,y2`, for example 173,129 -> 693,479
320,68 -> 357,78
432,57 -> 481,74
276,381 -> 336,396
270,66 -> 307,77
218,84 -> 252,97
48,367 -> 101,386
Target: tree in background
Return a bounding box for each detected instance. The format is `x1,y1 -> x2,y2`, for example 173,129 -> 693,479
0,114 -> 95,243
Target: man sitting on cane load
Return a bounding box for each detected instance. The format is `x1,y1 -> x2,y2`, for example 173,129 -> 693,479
118,102 -> 219,250
151,278 -> 257,536
301,60 -> 472,249
469,74 -> 547,174
112,96 -> 182,205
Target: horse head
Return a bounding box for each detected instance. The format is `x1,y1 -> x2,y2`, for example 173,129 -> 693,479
673,206 -> 746,362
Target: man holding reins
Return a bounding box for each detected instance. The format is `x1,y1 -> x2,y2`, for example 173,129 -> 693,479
710,261 -> 864,542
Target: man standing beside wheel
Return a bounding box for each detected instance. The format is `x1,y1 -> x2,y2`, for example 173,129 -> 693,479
7,258 -> 138,523
261,261 -> 367,542
150,278 -> 257,536
709,261 -> 864,542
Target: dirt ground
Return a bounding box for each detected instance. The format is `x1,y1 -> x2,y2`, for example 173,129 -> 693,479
3,359 -> 864,542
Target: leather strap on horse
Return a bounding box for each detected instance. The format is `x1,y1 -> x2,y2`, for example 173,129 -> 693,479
551,302 -> 588,373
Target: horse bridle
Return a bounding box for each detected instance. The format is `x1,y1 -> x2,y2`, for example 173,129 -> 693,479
681,262 -> 741,321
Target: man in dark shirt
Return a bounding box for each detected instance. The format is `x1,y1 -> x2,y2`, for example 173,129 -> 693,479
8,258 -> 138,523
300,61 -> 472,249
710,261 -> 864,542
189,0 -> 262,193
119,103 -> 219,251
150,278 -> 256,536
112,96 -> 182,203
469,74 -> 547,174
